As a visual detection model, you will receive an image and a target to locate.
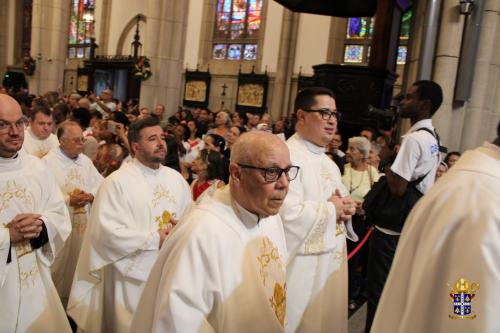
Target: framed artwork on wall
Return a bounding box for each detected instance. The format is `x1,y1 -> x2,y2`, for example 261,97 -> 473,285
183,67 -> 211,108
235,67 -> 268,114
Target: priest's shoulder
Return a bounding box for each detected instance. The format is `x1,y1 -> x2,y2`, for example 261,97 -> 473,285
160,164 -> 187,182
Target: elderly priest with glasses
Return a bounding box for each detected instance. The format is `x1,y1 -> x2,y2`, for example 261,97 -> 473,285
131,131 -> 299,333
280,87 -> 357,333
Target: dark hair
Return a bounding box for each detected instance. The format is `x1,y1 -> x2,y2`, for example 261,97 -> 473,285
52,103 -> 70,125
91,110 -> 103,120
199,149 -> 225,181
31,105 -> 52,120
56,120 -> 80,139
71,107 -> 91,128
207,133 -> 225,152
413,80 -> 443,115
177,123 -> 190,141
110,111 -> 130,127
128,117 -> 160,144
444,151 -> 461,165
294,86 -> 335,113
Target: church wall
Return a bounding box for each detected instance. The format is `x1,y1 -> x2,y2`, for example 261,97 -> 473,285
184,0 -> 203,70
293,13 -> 331,75
260,0 -> 283,73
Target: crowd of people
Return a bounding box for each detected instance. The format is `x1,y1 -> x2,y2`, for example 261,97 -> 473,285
0,81 -> 498,333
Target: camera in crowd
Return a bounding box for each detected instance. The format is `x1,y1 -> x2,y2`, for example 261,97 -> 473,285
364,105 -> 399,132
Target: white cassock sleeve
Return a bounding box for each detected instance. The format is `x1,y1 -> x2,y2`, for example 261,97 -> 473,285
87,177 -> 159,282
37,169 -> 72,268
280,175 -> 339,257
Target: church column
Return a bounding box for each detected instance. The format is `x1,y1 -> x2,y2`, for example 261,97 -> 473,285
430,0 -> 466,150
270,9 -> 299,120
459,0 -> 500,150
140,0 -> 189,116
29,0 -> 70,94
0,0 -> 8,75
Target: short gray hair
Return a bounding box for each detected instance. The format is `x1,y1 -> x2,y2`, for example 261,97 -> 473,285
348,136 -> 371,158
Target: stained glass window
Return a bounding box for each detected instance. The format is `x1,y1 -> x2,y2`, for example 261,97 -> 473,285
68,0 -> 95,59
243,44 -> 257,60
344,45 -> 364,63
213,0 -> 263,60
344,17 -> 374,63
400,11 -> 412,39
397,46 -> 407,64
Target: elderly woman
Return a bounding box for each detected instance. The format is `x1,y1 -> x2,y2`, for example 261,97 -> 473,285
207,111 -> 231,138
342,136 -> 380,311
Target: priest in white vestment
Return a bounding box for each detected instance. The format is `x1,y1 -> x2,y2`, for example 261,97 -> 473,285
43,121 -> 103,305
371,125 -> 500,333
0,94 -> 72,332
280,87 -> 357,333
67,116 -> 192,333
22,106 -> 59,158
131,131 -> 295,332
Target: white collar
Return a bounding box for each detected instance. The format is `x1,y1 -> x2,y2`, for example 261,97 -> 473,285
294,133 -> 325,155
0,152 -> 21,172
57,147 -> 82,164
132,157 -> 163,176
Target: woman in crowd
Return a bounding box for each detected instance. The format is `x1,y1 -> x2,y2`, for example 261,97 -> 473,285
223,125 -> 244,159
207,111 -> 231,138
341,136 -> 381,311
190,149 -> 225,200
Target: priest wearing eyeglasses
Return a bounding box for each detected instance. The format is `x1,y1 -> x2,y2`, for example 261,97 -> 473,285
130,131 -> 299,333
280,87 -> 357,333
42,121 -> 103,306
0,94 -> 72,332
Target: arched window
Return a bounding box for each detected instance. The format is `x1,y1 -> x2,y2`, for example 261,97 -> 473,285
343,10 -> 412,65
212,0 -> 263,61
68,0 -> 95,59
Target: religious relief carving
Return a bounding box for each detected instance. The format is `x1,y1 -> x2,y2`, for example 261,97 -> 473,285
184,80 -> 207,102
237,83 -> 264,107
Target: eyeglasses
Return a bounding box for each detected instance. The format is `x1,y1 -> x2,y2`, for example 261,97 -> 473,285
302,108 -> 341,121
62,137 -> 85,144
237,163 -> 300,183
0,117 -> 28,133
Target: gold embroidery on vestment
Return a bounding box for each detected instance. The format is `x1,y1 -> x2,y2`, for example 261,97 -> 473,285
15,241 -> 33,258
256,237 -> 282,285
269,282 -> 287,327
152,185 -> 177,208
0,181 -> 33,213
20,264 -> 38,288
304,205 -> 329,254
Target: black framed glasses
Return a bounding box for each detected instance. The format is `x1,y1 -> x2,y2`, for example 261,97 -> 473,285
237,163 -> 300,183
303,108 -> 341,121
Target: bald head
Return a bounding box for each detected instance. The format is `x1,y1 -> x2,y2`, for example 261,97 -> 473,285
229,131 -> 292,218
231,131 -> 288,165
0,94 -> 25,157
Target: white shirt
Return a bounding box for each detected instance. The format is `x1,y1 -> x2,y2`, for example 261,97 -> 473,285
22,127 -> 59,158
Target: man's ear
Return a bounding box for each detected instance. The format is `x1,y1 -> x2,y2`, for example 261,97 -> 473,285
130,141 -> 139,155
295,110 -> 305,123
229,163 -> 241,182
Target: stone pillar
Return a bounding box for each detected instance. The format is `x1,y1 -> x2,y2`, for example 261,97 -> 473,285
98,0 -> 113,55
326,17 -> 348,64
140,0 -> 189,115
430,0 -> 466,149
459,0 -> 500,150
269,10 -> 299,120
29,0 -> 70,94
0,0 -> 8,76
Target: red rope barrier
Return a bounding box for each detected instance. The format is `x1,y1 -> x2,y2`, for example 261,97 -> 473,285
347,227 -> 374,261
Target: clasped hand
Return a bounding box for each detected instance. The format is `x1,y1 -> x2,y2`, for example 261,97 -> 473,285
7,213 -> 44,244
69,191 -> 93,208
328,189 -> 356,223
